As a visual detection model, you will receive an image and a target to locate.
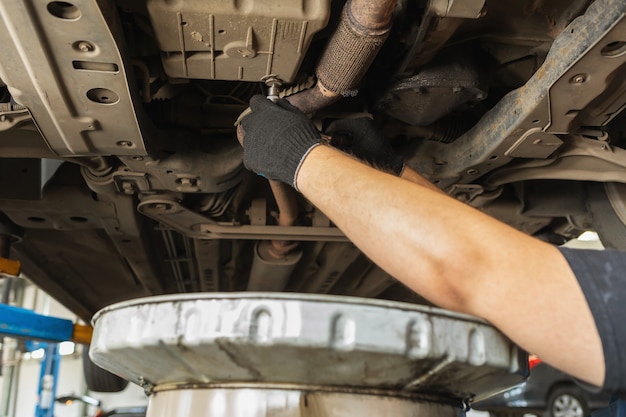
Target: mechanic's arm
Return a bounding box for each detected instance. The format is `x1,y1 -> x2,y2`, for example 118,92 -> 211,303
296,145 -> 603,387
239,96 -> 604,388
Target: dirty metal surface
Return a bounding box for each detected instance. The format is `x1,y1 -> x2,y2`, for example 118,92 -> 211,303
146,0 -> 331,82
410,0 -> 626,188
0,0 -> 149,156
137,196 -> 348,241
91,293 -> 526,405
146,388 -> 460,417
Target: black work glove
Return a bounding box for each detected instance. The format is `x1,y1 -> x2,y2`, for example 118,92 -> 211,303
327,117 -> 404,175
239,95 -> 321,189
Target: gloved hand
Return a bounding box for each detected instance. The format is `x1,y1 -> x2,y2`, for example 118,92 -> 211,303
238,95 -> 321,189
327,117 -> 404,175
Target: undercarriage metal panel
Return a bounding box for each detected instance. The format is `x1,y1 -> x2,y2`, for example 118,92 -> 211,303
146,0 -> 331,82
15,228 -> 152,320
0,171 -> 166,319
484,136 -> 626,187
0,158 -> 63,200
0,0 -> 148,156
411,0 -> 626,187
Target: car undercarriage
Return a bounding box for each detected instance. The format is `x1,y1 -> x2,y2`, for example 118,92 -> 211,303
1,0 -> 626,325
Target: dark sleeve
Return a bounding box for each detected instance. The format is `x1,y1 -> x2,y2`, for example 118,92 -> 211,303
558,247 -> 626,398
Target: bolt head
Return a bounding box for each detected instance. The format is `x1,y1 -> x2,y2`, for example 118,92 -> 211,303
176,177 -> 197,187
152,203 -> 172,211
121,181 -> 134,195
77,41 -> 94,52
237,48 -> 253,58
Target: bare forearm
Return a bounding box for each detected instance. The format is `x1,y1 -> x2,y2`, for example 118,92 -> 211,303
298,145 -> 516,309
296,145 -> 604,386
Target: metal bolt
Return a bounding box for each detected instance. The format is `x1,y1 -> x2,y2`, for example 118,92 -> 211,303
116,140 -> 133,147
176,177 -> 197,187
571,74 -> 587,84
121,181 -> 134,195
77,41 -> 94,52
151,203 -> 172,211
131,156 -> 143,161
466,168 -> 479,175
138,376 -> 155,395
262,75 -> 283,102
237,48 -> 253,58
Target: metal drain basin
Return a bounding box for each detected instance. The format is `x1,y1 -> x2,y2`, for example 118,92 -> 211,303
90,293 -> 526,407
146,388 -> 460,417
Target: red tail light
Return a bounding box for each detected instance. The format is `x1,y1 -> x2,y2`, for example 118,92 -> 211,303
528,355 -> 542,370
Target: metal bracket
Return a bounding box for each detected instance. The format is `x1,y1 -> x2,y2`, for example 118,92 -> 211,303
484,136 -> 626,187
137,195 -> 347,241
0,109 -> 31,131
446,184 -> 485,203
504,129 -> 563,159
411,0 -> 626,187
113,173 -> 151,195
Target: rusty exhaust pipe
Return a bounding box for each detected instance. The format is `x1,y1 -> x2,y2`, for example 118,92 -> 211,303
286,0 -> 396,113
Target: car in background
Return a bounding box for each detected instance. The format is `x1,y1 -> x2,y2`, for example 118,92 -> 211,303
474,356 -> 611,417
55,395 -> 146,417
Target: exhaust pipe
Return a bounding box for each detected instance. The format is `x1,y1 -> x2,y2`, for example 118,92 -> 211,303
246,0 -> 396,291
286,0 -> 396,113
247,240 -> 303,291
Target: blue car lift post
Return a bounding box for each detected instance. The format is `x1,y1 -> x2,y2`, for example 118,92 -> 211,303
0,303 -> 92,417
